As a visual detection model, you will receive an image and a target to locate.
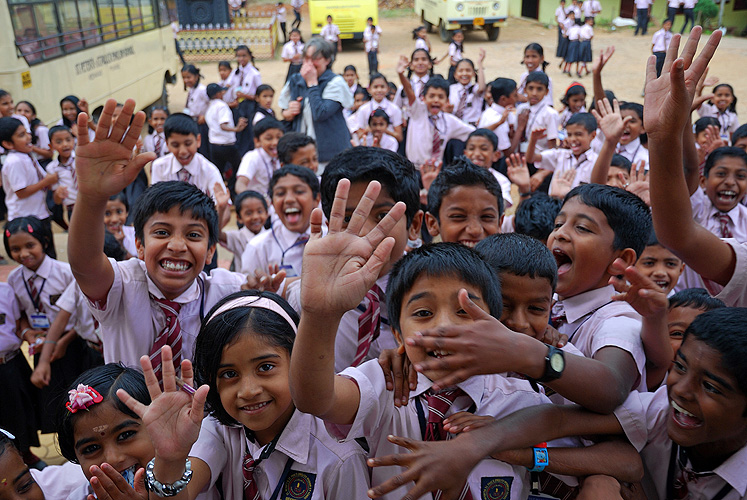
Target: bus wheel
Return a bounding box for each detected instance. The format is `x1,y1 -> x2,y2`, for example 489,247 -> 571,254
439,21 -> 452,43
422,12 -> 433,32
486,25 -> 500,41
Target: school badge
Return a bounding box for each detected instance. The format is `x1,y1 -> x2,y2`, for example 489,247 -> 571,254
0,313 -> 5,325
282,471 -> 316,500
481,476 -> 512,500
50,294 -> 61,306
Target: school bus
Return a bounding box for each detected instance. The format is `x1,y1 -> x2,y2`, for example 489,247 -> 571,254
308,0 -> 378,41
0,0 -> 179,125
415,0 -> 507,42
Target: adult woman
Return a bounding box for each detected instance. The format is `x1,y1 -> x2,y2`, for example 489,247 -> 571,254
279,37 -> 352,171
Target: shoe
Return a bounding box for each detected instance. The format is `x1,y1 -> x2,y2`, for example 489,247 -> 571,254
577,72 -> 583,78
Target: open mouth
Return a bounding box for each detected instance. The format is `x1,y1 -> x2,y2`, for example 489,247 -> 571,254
671,400 -> 703,429
427,349 -> 451,359
717,190 -> 737,204
653,279 -> 670,290
460,240 -> 479,248
160,259 -> 192,272
284,207 -> 301,225
553,248 -> 572,275
569,142 -> 581,153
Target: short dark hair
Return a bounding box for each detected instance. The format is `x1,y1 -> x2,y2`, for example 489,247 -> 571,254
235,190 -> 268,216
387,243 -> 502,333
48,125 -> 73,141
109,191 -> 129,212
57,364 -> 150,463
321,147 -> 420,226
564,184 -> 652,257
269,164 -> 320,199
514,193 -> 562,242
703,146 -> 747,177
254,117 -> 284,139
732,124 -> 747,145
133,181 -> 219,247
694,116 -> 721,135
475,233 -> 557,292
0,117 -> 23,145
490,78 -> 517,102
525,72 -> 549,89
256,84 -> 274,97
566,112 -> 597,133
194,291 -> 298,427
669,288 -> 726,312
682,308 -> 747,397
610,154 -> 632,173
619,101 -> 644,121
370,108 -> 391,125
427,158 -> 504,220
467,129 -> 498,151
368,72 -> 388,87
164,112 -> 199,139
277,132 -> 316,165
104,230 -> 129,261
423,77 -> 450,97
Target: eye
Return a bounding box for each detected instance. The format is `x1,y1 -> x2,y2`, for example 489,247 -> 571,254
449,214 -> 467,221
412,309 -> 432,318
153,229 -> 169,237
703,381 -> 722,395
117,429 -> 137,442
18,476 -> 35,494
219,369 -> 238,379
258,363 -> 275,373
672,359 -> 686,373
669,330 -> 684,339
576,225 -> 590,233
80,443 -> 101,456
528,305 -> 547,314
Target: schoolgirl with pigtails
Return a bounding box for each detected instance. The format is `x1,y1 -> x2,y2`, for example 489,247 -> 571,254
517,43 -> 554,107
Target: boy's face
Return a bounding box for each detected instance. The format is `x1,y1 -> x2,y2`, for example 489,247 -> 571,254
0,446 -> 44,500
499,272 -> 553,339
498,89 -> 519,108
606,166 -> 630,189
426,185 -> 502,247
256,128 -> 283,158
565,124 -> 594,157
238,197 -> 268,234
667,306 -> 703,361
51,130 -> 75,158
136,206 -> 215,300
258,90 -> 274,110
423,87 -> 448,115
150,110 -> 167,134
166,132 -> 200,167
619,110 -> 644,145
104,199 -> 128,235
525,82 -> 548,106
701,156 -> 747,213
635,244 -> 684,294
667,336 -> 747,456
464,136 -> 500,168
396,274 -> 490,382
343,181 -> 422,277
663,20 -> 672,31
288,144 -> 319,173
548,197 -> 622,299
272,174 -> 319,233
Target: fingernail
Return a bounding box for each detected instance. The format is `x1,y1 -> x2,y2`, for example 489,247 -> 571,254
414,364 -> 422,371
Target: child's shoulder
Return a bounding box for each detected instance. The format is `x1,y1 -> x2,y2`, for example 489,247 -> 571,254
151,153 -> 173,170
613,384 -> 669,452
204,267 -> 247,289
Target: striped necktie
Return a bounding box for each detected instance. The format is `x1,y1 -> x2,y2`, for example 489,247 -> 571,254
429,115 -> 443,163
353,284 -> 384,367
717,212 -> 733,238
242,449 -> 261,500
149,297 -> 182,382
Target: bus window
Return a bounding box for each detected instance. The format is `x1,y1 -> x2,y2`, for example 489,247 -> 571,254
77,0 -> 103,47
59,0 -> 84,52
140,0 -> 155,30
113,0 -> 131,36
129,0 -> 143,32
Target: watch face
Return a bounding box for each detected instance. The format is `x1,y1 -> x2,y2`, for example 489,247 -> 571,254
550,352 -> 565,372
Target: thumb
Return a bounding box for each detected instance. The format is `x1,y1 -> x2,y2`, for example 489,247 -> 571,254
458,289 -> 491,321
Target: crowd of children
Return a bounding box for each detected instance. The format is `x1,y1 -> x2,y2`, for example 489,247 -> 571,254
1,13 -> 747,500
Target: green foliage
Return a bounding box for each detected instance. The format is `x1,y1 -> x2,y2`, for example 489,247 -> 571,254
694,0 -> 719,26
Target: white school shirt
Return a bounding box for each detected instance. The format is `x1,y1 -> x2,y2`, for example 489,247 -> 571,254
33,124 -> 50,154
715,239 -> 747,307
327,361 -> 566,500
240,222 -> 309,278
55,281 -> 99,343
7,256 -> 76,332
615,387 -> 747,500
290,0 -> 304,8
570,4 -> 582,17
85,258 -> 245,367
579,23 -> 593,40
0,283 -> 22,355
222,226 -> 267,263
143,131 -> 168,158
205,99 -> 236,145
231,63 -> 262,98
582,0 -> 594,16
405,98 -> 475,167
556,5 -> 567,22
518,70 -> 554,108
555,285 -> 647,392
47,152 -> 77,207
361,132 -> 399,152
668,0 -> 681,6
253,108 -> 275,126
697,102 -> 739,138
190,412 -> 370,500
276,6 -> 286,22
478,103 -> 516,152
567,24 -> 581,40
449,83 -> 484,125
186,83 -> 210,118
517,102 -> 560,152
615,136 -> 649,169
151,152 -> 225,203
281,41 -> 305,61
236,148 -> 280,198
559,105 -> 586,129
652,28 -> 673,52
683,0 -> 696,8
122,225 -> 137,257
355,98 -> 403,132
491,169 -> 514,209
414,38 -> 428,51
690,187 -> 747,242
537,148 -> 598,196
1,150 -> 50,220
635,0 -> 651,8
448,42 -> 463,64
363,25 -> 382,52
320,23 -> 341,43
31,462 -> 88,500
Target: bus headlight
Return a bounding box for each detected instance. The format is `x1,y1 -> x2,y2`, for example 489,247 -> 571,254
493,2 -> 500,9
456,2 -> 464,11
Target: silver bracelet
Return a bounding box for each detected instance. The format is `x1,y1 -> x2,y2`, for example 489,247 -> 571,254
145,458 -> 192,497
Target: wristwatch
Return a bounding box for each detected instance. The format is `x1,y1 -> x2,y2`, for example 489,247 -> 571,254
536,344 -> 565,383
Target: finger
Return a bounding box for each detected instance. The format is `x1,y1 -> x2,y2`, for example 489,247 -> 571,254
621,115 -> 633,129
608,257 -> 629,276
77,113 -> 91,148
427,369 -> 472,391
309,207 -> 324,239
101,462 -> 131,493
181,359 -> 195,387
678,26 -> 702,70
362,201 -> 407,250
408,360 -> 418,391
661,33 -> 682,75
690,26 -> 721,84
109,99 -> 136,144
644,55 -> 658,89
161,346 -> 177,393
346,181 -> 382,236
359,235 -> 397,283
457,288 -> 493,322
134,468 -> 147,497
590,109 -> 602,123
602,97 -> 613,115
115,388 -> 148,418
366,467 -> 421,498
94,99 -> 118,142
121,109 -> 147,151
327,179 -> 351,234
138,355 -> 163,400
191,384 -> 210,424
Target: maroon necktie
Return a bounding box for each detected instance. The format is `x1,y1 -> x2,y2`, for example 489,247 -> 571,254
242,450 -> 261,500
455,86 -> 470,120
717,213 -> 733,238
149,297 -> 182,382
353,284 -> 384,367
430,115 -> 443,163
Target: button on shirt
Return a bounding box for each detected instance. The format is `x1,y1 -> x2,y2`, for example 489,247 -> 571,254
1,151 -> 50,220
151,152 -> 225,203
615,386 -> 747,500
691,187 -> 747,242
363,25 -> 382,52
281,41 -> 305,61
0,283 -> 22,355
190,411 -> 370,500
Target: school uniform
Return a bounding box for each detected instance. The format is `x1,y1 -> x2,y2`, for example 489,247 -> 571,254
240,221 -> 309,278
54,119 -> 96,145
355,98 -> 403,133
667,0 -> 681,22
190,411 -> 370,500
84,258 -> 246,368
186,83 -> 211,157
681,0 -> 696,32
579,24 -> 593,62
151,152 -> 224,203
236,147 -> 280,198
30,462 -> 89,500
447,41 -> 464,82
536,147 -> 598,196
394,74 -> 429,111
363,26 -> 382,75
281,41 -> 305,81
46,152 -> 77,208
714,239 -> 747,307
405,98 -> 475,167
449,83 -> 484,125
690,187 -> 747,242
652,28 -> 673,77
565,25 -> 581,64
414,38 -> 428,51
491,169 -> 514,209
327,361 -> 575,500
635,0 -> 652,35
1,150 -> 50,220
614,386 -> 747,499
321,23 -> 341,54
121,225 -> 137,258
553,285 -> 647,392
205,98 -> 242,184
361,133 -> 399,152
697,102 -> 739,139
478,103 -> 516,152
232,62 -> 262,155
517,101 -> 560,153
558,17 -> 574,59
143,131 -> 168,158
277,5 -> 287,42
559,105 -> 586,130
556,6 -> 567,57
56,281 -> 101,346
221,226 -> 267,265
32,124 -> 51,161
253,106 -> 276,125
518,69 -> 554,108
616,137 -> 649,169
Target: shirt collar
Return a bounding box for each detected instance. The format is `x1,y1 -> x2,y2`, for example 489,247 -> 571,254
60,151 -> 75,167
411,371 -> 485,409
273,409 -> 312,465
274,221 -> 310,248
621,137 -> 641,154
715,441 -> 747,496
708,200 -> 744,226
169,154 -> 198,176
491,103 -> 506,115
559,285 -> 615,324
143,260 -> 201,303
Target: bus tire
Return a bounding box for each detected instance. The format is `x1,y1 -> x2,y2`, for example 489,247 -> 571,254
439,21 -> 452,43
422,12 -> 433,32
486,25 -> 500,41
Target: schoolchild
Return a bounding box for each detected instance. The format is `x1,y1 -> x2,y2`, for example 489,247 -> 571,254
518,43 -> 554,108
462,129 -> 513,208
235,117 -> 285,197
204,83 -> 247,192
697,83 -> 739,140
412,25 -> 431,53
321,15 -> 342,53
142,106 -> 169,158
354,73 -> 403,143
364,18 -> 382,75
651,19 -> 673,77
558,82 -> 587,131
359,109 -> 399,152
516,72 -> 560,154
478,78 -> 520,158
181,65 -> 211,158
732,124 -> 747,151
634,230 -> 685,296
104,192 -> 136,259
0,90 -> 31,136
577,17 -> 594,76
393,49 -> 434,113
14,101 -> 52,163
446,29 -> 465,82
219,190 -> 269,265
232,45 -> 262,155
0,428 -> 46,496
277,132 -> 319,172
281,29 -> 304,82
57,95 -> 95,144
252,84 -> 276,125
45,125 -> 77,216
563,20 -> 582,76
448,51 -> 486,126
343,64 -> 360,97
513,192 -> 563,244
217,60 -> 237,105
276,2 -> 287,43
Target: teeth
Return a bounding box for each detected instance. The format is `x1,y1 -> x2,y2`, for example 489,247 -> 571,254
161,260 -> 190,271
719,191 -> 736,197
671,400 -> 696,418
243,401 -> 269,411
655,280 -> 668,288
285,208 -> 300,214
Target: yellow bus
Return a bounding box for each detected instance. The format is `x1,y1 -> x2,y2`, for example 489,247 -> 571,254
1,0 -> 179,124
415,0 -> 507,42
308,0 -> 378,41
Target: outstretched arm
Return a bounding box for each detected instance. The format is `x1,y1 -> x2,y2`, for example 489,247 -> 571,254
397,56 -> 416,106
592,46 -> 614,107
590,98 -> 630,185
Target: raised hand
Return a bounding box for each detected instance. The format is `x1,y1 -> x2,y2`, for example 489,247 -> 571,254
592,98 -> 631,144
506,153 -> 531,193
549,168 -> 577,199
75,99 -> 155,201
377,346 -> 416,407
593,46 -> 615,75
396,55 -> 409,75
626,160 -> 650,206
87,463 -> 147,500
300,180 -> 406,316
609,258 -> 668,318
530,127 -> 547,141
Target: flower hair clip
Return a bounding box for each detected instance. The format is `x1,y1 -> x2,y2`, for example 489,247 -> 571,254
66,384 -> 103,413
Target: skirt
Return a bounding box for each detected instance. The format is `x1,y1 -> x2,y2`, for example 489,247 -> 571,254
565,40 -> 580,63
556,26 -> 566,57
0,352 -> 40,450
579,40 -> 592,62
286,63 -> 301,83
557,36 -> 569,59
